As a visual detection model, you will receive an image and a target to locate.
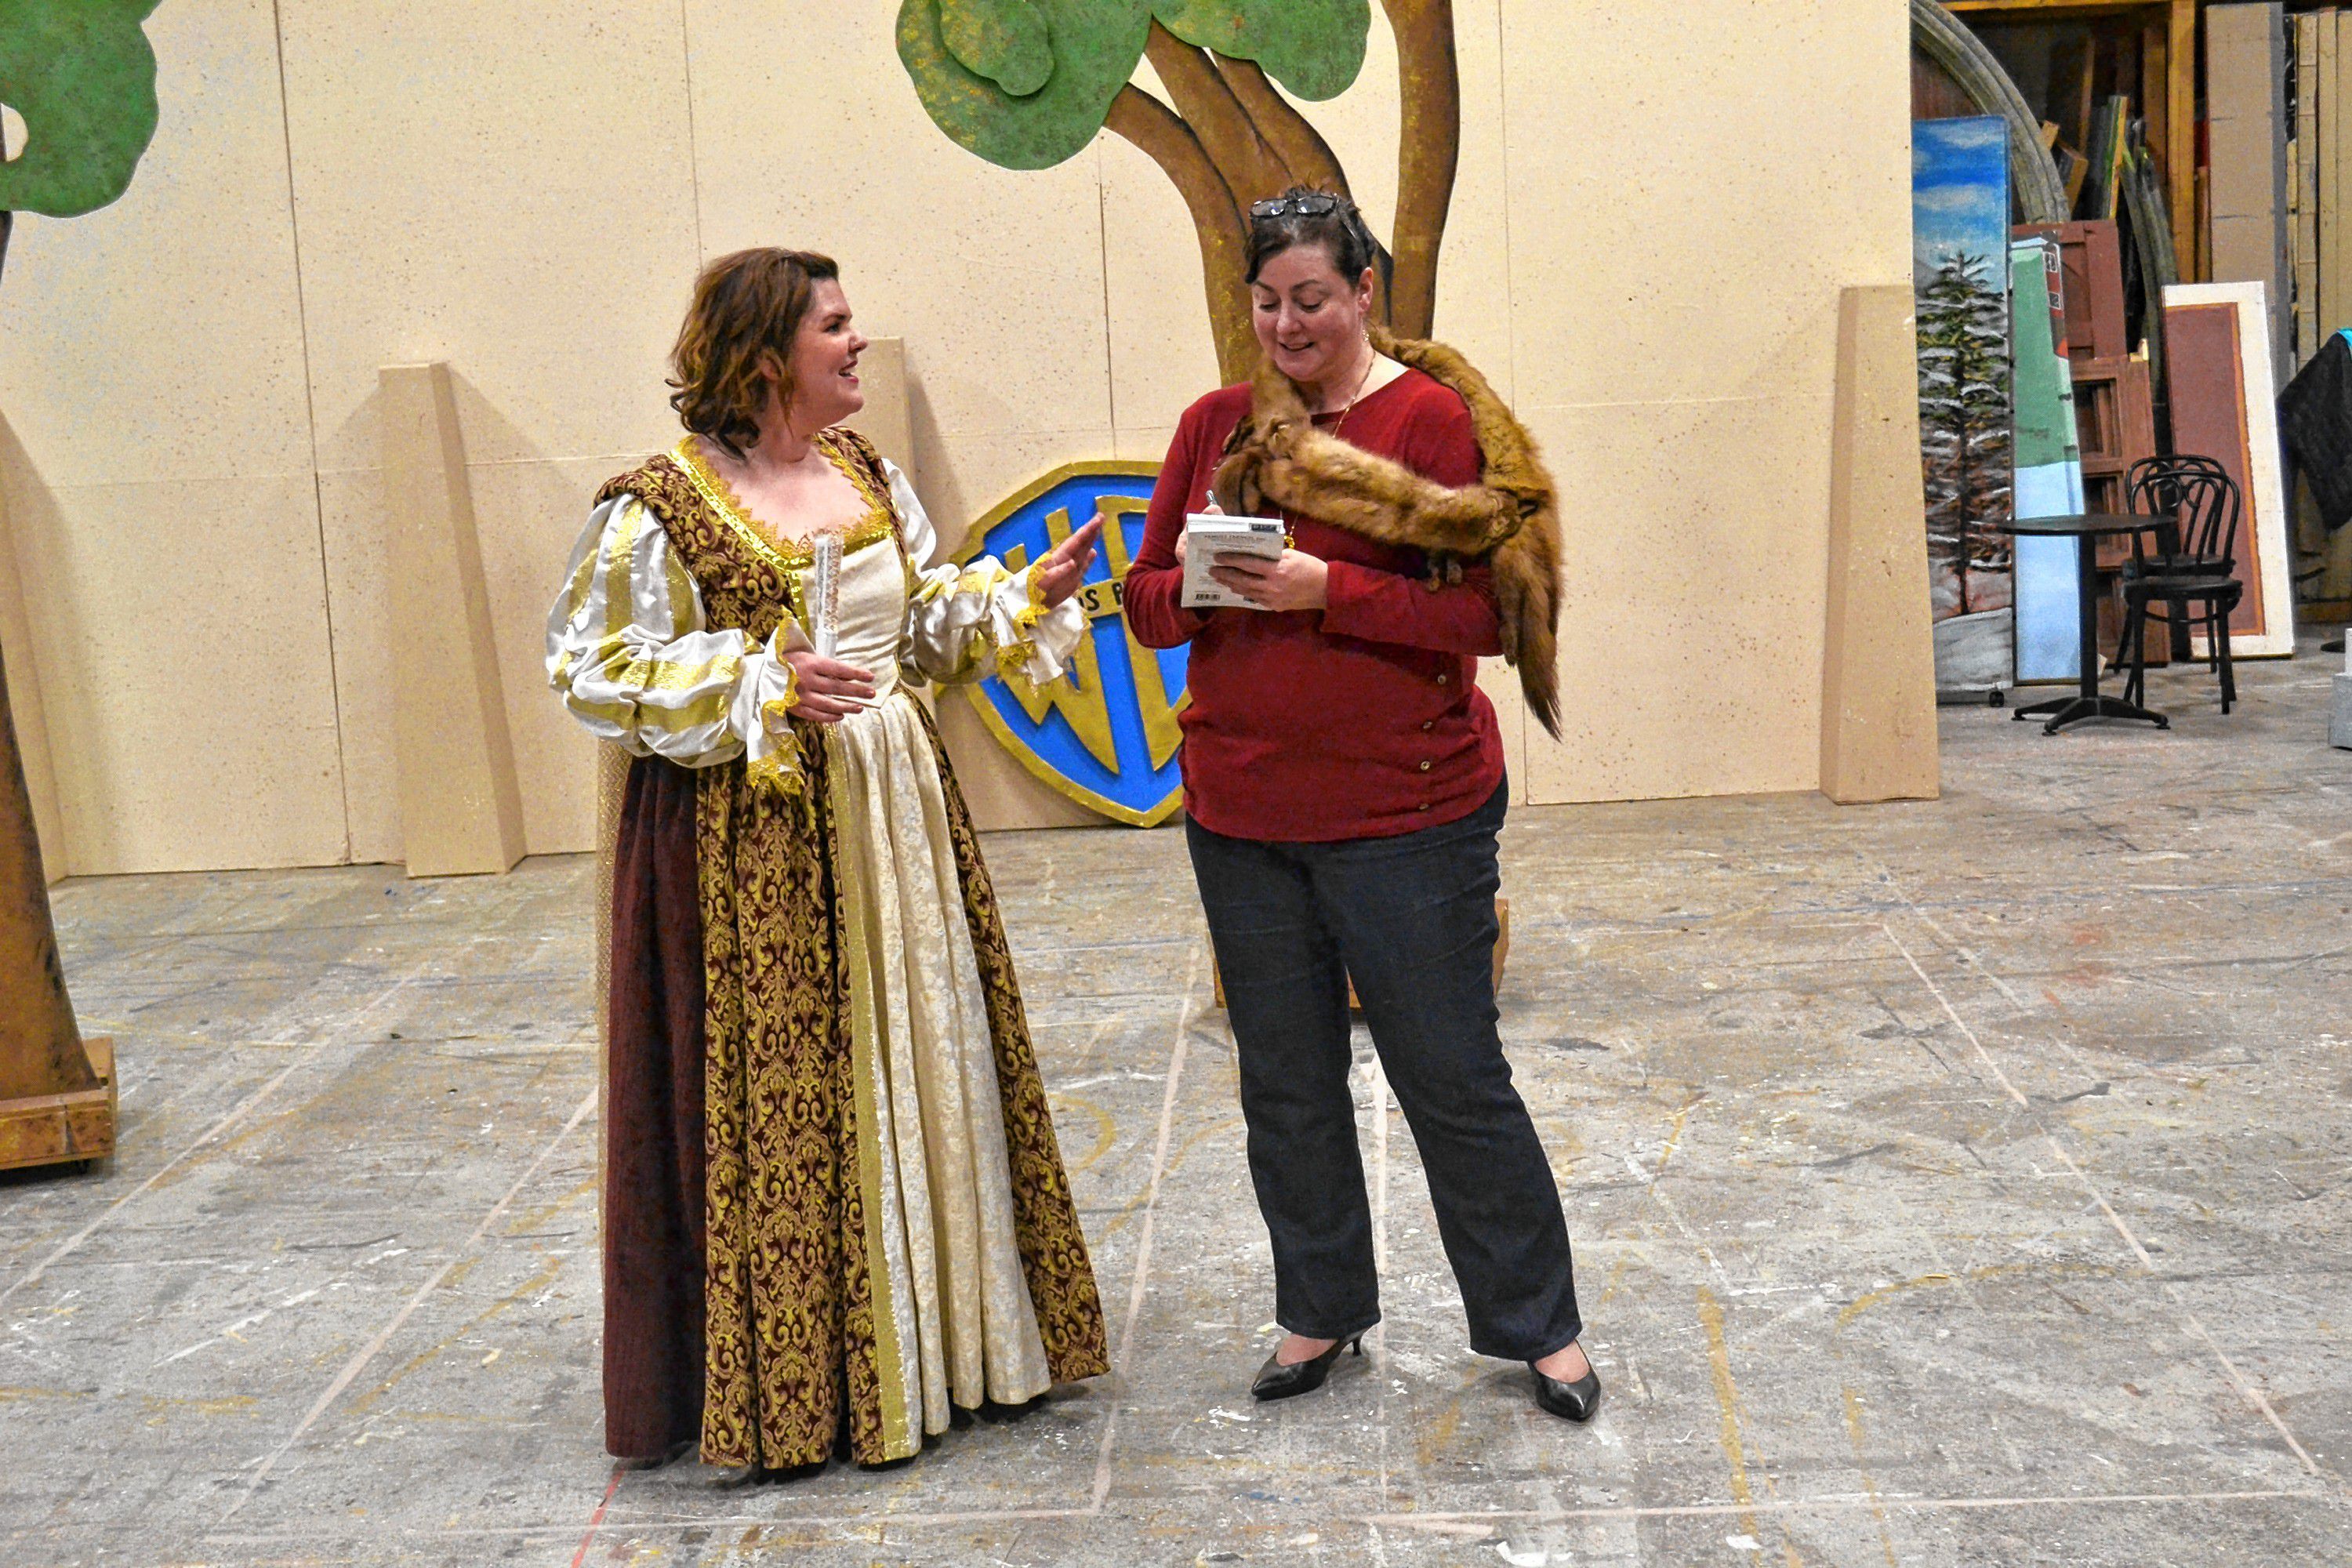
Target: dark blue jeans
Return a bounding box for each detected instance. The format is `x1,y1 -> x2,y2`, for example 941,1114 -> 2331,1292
1185,780 -> 1582,1362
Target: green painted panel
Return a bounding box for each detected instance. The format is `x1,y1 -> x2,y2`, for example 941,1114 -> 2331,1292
898,0 -> 1372,171
0,0 -> 161,219
1152,0 -> 1370,101
2007,240 -> 2078,472
898,0 -> 1150,171
2009,237 -> 2085,681
940,0 -> 1054,97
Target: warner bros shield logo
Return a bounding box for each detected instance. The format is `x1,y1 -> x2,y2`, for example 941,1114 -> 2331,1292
950,462 -> 1188,827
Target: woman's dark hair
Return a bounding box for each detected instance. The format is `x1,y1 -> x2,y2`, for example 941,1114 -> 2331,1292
1243,187 -> 1377,286
668,247 -> 840,459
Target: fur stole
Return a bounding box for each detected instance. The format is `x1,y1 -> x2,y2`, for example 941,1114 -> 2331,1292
1211,324 -> 1564,738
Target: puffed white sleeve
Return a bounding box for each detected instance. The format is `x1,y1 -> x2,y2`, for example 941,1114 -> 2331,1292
891,459 -> 1087,692
546,495 -> 807,793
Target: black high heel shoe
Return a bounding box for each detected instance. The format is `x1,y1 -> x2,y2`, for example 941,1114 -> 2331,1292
1250,1334 -> 1364,1401
1530,1351 -> 1601,1422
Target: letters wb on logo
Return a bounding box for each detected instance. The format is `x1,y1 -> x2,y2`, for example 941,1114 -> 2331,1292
951,463 -> 1186,826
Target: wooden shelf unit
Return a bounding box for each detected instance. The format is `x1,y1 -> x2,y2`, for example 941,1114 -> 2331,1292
1944,0 -> 2200,279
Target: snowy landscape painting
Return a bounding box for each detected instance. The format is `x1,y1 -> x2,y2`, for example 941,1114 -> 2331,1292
1913,116 -> 2014,695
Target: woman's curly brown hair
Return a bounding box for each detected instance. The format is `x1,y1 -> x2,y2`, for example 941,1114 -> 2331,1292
668,247 -> 839,459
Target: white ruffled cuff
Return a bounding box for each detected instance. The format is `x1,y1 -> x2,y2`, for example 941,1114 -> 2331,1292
1002,564 -> 1087,688
734,633 -> 808,797
908,559 -> 1085,689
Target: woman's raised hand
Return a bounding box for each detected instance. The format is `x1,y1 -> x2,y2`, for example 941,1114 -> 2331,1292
1033,517 -> 1104,608
782,650 -> 877,724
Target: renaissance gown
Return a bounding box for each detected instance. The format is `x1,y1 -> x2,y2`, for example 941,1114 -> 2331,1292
546,426 -> 1110,1469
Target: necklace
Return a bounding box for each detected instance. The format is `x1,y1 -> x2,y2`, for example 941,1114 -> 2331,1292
1324,343 -> 1378,438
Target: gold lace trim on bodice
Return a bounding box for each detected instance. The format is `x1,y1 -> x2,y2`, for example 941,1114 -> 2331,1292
673,432 -> 898,573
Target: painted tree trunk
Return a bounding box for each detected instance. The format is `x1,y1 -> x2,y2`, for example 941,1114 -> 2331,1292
0,638 -> 91,1103
0,7 -> 159,1120
1383,0 -> 1461,339
1105,85 -> 1257,383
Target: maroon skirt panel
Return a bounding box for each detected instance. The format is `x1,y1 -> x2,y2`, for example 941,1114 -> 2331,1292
601,754 -> 706,1461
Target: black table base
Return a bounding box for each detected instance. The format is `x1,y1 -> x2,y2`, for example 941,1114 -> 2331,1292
2012,691 -> 2169,735
1993,520 -> 2172,737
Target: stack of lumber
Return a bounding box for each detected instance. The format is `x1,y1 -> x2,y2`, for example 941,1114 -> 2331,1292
2284,9 -> 2344,373
2081,93 -> 2135,221
2274,6 -> 2352,606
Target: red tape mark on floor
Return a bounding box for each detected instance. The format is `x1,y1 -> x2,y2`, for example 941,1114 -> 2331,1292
568,1467 -> 623,1568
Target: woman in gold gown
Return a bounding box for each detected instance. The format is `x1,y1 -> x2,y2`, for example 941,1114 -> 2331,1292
547,248 -> 1109,1474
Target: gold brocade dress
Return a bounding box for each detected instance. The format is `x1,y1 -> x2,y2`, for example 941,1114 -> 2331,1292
548,428 -> 1109,1468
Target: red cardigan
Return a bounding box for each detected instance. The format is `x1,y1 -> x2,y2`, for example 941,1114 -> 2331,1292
1124,369 -> 1508,842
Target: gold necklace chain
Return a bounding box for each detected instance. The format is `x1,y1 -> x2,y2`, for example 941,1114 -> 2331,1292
1326,343 -> 1378,438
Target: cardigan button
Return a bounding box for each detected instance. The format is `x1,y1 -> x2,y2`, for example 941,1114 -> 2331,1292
1421,720 -> 1435,731
1417,803 -> 1432,811
1436,672 -> 1450,685
1418,760 -> 1432,772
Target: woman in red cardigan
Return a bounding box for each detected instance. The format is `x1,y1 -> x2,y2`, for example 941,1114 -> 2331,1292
1120,191 -> 1596,1423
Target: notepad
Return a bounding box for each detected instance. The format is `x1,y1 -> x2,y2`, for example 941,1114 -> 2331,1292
1181,513 -> 1287,609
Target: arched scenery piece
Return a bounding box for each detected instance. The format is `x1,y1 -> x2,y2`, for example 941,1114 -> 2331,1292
1911,0 -> 2067,225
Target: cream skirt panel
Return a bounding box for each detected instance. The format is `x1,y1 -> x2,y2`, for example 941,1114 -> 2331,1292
827,690 -> 1054,1432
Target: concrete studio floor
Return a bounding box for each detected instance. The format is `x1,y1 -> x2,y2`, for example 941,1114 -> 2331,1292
5,642 -> 2351,1567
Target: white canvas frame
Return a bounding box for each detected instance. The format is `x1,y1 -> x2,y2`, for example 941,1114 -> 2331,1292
2161,281 -> 2298,659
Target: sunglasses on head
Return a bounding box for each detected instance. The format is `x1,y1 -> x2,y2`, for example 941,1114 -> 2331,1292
1249,193 -> 1342,220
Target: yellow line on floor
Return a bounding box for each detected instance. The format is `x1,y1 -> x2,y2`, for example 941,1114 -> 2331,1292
1697,1284 -> 1762,1548
1841,1385 -> 1900,1568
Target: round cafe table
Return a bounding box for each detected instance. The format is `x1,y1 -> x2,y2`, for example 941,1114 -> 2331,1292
1991,514 -> 2169,735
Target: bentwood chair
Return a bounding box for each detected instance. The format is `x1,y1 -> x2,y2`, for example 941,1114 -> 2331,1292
2117,455 -> 2245,713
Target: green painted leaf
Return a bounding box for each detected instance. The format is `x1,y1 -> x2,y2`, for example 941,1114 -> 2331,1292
0,0 -> 161,218
1152,0 -> 1368,101
898,0 -> 1149,170
939,0 -> 1054,98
